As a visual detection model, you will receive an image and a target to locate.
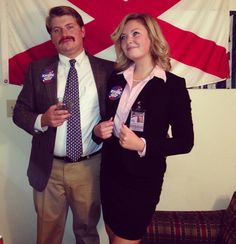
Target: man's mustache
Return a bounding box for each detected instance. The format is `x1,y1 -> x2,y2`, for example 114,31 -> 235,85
59,36 -> 75,44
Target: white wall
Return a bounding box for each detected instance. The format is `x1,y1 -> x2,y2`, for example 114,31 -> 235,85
230,0 -> 236,10
1,83 -> 236,244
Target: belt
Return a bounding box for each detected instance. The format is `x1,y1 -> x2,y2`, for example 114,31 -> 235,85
54,150 -> 101,163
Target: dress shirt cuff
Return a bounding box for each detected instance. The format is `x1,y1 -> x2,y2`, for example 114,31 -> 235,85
34,114 -> 48,132
138,137 -> 146,157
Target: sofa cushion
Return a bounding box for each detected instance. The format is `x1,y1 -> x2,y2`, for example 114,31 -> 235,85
220,192 -> 236,244
142,210 -> 225,244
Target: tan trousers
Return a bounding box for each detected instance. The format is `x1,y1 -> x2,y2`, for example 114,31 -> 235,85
33,154 -> 101,244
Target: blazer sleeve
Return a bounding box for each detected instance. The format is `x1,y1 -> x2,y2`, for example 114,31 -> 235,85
146,77 -> 194,158
13,62 -> 40,135
164,78 -> 194,156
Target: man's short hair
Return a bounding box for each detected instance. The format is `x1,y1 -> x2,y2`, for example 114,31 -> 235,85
46,6 -> 84,34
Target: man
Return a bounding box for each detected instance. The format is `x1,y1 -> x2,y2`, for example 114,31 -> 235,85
13,6 -> 114,244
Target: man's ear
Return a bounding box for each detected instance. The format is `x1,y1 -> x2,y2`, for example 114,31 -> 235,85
81,26 -> 85,38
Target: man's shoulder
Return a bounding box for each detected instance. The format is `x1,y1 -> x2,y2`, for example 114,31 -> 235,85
31,55 -> 59,67
87,53 -> 114,66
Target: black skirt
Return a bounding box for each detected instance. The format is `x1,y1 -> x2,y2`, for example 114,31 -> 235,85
100,136 -> 165,240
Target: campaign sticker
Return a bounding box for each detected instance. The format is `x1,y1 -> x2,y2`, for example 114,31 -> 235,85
41,68 -> 55,83
108,86 -> 123,100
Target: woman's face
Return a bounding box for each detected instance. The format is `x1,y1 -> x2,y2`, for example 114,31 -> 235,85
120,19 -> 152,63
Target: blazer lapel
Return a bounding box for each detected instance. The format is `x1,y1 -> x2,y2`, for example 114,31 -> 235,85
106,75 -> 126,120
42,58 -> 59,105
87,54 -> 110,118
88,55 -> 102,88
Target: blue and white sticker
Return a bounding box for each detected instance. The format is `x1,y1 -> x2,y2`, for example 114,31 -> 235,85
108,86 -> 123,100
41,68 -> 55,83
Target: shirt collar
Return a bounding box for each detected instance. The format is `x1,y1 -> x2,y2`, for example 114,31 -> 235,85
59,50 -> 86,67
122,63 -> 167,85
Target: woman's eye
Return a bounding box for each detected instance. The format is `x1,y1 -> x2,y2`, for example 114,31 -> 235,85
133,31 -> 140,37
120,35 -> 126,41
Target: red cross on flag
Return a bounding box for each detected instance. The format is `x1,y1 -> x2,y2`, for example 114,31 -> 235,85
7,0 -> 230,88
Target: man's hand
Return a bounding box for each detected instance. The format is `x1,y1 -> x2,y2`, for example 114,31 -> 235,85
41,104 -> 70,127
93,117 -> 114,139
119,124 -> 144,151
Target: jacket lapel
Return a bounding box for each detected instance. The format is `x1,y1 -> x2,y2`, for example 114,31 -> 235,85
42,57 -> 59,105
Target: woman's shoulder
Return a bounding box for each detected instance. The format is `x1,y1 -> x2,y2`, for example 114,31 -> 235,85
165,71 -> 186,88
166,71 -> 185,81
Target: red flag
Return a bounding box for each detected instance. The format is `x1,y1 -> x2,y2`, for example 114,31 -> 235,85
8,0 -> 229,87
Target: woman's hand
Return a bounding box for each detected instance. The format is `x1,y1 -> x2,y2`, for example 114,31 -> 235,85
93,117 -> 114,139
119,124 -> 144,151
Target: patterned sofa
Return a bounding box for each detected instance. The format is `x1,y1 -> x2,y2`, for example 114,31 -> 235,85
142,192 -> 236,244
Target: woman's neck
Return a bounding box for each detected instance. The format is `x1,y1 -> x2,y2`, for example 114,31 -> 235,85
133,62 -> 155,82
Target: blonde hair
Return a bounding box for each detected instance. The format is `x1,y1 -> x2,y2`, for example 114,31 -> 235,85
111,13 -> 171,71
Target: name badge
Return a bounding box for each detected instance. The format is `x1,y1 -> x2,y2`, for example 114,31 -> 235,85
129,102 -> 145,132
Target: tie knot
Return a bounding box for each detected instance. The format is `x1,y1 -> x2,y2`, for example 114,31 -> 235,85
69,59 -> 76,67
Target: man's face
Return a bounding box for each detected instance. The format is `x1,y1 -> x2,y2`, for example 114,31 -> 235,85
50,15 -> 85,58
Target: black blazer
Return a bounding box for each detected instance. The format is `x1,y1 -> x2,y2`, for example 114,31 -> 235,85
13,54 -> 114,191
101,71 -> 194,179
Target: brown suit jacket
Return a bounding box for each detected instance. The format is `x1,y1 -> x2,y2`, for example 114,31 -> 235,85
13,53 -> 114,191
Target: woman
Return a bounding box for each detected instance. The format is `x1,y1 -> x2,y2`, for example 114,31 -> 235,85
93,13 -> 194,244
